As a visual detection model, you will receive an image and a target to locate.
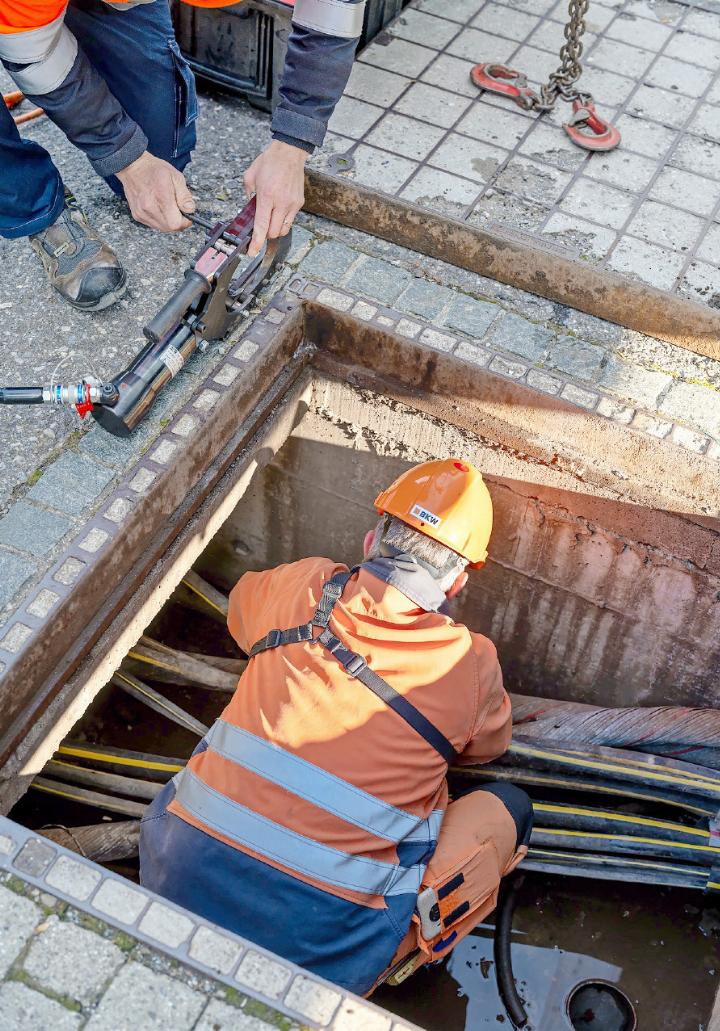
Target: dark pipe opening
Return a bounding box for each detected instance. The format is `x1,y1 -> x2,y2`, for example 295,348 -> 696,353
566,980 -> 637,1031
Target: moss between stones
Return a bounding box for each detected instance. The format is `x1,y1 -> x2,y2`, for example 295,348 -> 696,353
7,969 -> 82,1013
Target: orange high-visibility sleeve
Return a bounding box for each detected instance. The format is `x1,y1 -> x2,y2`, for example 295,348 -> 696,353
0,0 -> 67,32
455,634 -> 512,765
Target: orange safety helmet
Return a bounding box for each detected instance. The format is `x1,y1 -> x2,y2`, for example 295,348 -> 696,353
374,459 -> 493,568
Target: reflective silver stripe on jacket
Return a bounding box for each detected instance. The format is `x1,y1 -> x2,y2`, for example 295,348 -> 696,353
100,0 -> 158,8
207,720 -> 430,845
293,0 -> 366,39
0,15 -> 77,95
175,768 -> 425,897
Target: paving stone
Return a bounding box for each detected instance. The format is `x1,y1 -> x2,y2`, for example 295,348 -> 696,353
393,83 -> 471,128
584,148 -> 657,192
659,381 -> 720,439
77,418 -> 158,469
645,56 -> 713,98
285,974 -> 342,1024
420,327 -> 456,351
489,354 -> 527,379
473,1 -> 538,40
0,833 -> 17,855
420,52 -> 482,98
458,103 -> 532,149
366,113 -> 446,161
23,916 -> 124,1004
518,122 -> 586,172
139,900 -> 194,949
46,854 -> 102,901
493,157 -> 571,205
689,104 -> 720,144
447,26 -> 516,65
627,84 -> 697,128
542,213 -> 615,261
0,548 -> 36,609
345,257 -> 413,305
129,467 -> 157,493
396,317 -> 421,337
614,115 -> 677,161
301,240 -> 358,283
471,189 -> 551,231
0,621 -> 32,653
455,341 -> 491,365
490,313 -> 553,361
627,200 -> 704,253
85,962 -> 205,1031
189,925 -> 243,976
557,309 -> 622,347
600,356 -> 673,409
349,145 -> 417,193
560,383 -> 599,409
328,96 -> 383,140
648,167 -> 720,218
195,1000 -> 277,1031
345,63 -> 410,108
679,259 -> 720,308
569,64 -> 635,106
397,279 -> 454,320
607,12 -> 672,48
631,411 -> 673,437
668,422 -> 705,451
400,168 -> 479,215
235,949 -> 291,999
0,501 -> 72,558
526,365 -> 563,396
530,19 -> 598,55
511,44 -> 568,83
388,7 -> 460,49
416,0 -> 485,21
360,37 -> 436,78
351,300 -> 378,320
93,877 -> 148,925
607,237 -> 685,291
672,136 -> 720,181
587,38 -> 655,78
695,224 -> 720,266
234,341 -> 260,362
13,837 -> 56,876
28,453 -> 114,517
0,883 -> 41,977
332,997 -> 392,1031
667,31 -> 720,71
78,526 -> 109,554
560,177 -> 637,231
172,414 -> 198,437
104,496 -> 133,524
429,133 -> 508,184
0,981 -> 81,1031
547,334 -> 606,381
443,294 -> 499,337
597,396 -> 635,424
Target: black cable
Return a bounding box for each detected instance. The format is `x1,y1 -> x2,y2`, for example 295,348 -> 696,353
494,874 -> 529,1029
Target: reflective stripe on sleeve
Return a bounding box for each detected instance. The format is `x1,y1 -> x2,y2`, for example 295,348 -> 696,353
292,0 -> 366,39
0,19 -> 77,95
207,719 -> 425,845
175,767 -> 425,897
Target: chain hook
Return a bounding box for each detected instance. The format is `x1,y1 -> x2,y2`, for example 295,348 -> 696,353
563,99 -> 621,151
469,64 -> 538,111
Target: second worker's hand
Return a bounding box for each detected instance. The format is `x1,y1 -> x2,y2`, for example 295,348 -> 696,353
117,151 -> 196,233
243,140 -> 309,257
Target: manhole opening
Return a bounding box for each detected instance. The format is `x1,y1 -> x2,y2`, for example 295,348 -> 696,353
4,330 -> 720,1028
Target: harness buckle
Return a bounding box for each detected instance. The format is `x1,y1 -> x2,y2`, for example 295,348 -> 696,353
265,629 -> 282,648
343,654 -> 367,677
416,886 -> 442,940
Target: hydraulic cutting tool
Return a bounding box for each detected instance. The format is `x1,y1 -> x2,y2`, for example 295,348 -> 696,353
0,199 -> 290,437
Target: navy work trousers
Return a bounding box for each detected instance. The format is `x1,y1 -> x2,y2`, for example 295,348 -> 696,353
0,0 -> 197,239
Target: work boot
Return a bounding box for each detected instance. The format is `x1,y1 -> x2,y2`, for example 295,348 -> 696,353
29,193 -> 126,312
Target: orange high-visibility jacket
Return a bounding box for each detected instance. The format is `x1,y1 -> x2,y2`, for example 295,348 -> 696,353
168,556 -> 513,908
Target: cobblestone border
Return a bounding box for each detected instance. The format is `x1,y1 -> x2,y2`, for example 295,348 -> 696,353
0,816 -> 419,1031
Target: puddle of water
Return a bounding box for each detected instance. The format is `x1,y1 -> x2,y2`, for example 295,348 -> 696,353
374,878 -> 720,1031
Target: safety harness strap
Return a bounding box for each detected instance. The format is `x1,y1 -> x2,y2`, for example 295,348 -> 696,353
249,570 -> 456,763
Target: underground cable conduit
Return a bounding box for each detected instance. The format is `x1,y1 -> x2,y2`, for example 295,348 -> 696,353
532,801 -> 712,844
524,847 -> 720,892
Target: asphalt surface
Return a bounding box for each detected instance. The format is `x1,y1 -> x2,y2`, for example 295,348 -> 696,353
0,71 -> 271,507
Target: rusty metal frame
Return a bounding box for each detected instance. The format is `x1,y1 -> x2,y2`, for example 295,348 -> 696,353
305,169 -> 720,361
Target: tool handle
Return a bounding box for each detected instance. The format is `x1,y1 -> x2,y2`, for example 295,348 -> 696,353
143,270 -> 210,344
0,386 -> 44,404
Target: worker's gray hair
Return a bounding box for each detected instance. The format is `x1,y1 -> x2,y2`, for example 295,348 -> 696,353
368,516 -> 467,591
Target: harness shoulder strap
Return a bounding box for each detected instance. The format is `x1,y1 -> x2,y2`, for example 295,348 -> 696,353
248,568 -> 456,763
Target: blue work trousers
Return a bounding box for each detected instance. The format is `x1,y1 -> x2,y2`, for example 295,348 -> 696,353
0,0 -> 197,239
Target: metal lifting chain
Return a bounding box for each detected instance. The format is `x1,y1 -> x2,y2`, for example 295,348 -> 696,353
536,0 -> 591,112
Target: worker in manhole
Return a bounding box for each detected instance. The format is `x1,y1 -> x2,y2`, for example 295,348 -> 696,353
0,0 -> 362,310
140,458 -> 532,995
